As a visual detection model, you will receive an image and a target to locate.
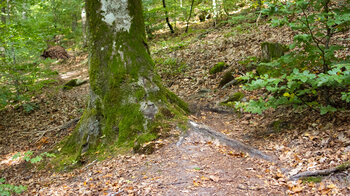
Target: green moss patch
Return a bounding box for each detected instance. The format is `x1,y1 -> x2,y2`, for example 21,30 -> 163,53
209,62 -> 227,74
221,92 -> 245,104
301,176 -> 322,183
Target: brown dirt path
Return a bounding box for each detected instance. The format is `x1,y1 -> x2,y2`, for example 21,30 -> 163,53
0,52 -> 288,196
36,128 -> 285,195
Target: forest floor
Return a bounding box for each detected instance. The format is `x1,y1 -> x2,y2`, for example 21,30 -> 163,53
1,16 -> 350,195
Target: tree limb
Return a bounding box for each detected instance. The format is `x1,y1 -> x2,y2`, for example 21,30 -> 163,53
290,162 -> 350,181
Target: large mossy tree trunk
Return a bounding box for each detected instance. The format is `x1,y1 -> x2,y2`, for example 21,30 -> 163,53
58,0 -> 187,166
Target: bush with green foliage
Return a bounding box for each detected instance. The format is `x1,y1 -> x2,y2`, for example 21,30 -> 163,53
236,0 -> 350,114
0,178 -> 26,196
0,0 -> 84,110
12,150 -> 56,164
0,151 -> 55,195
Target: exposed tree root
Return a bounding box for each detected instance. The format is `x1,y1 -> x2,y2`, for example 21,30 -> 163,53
188,121 -> 275,162
35,117 -> 80,143
176,130 -> 189,147
290,162 -> 350,181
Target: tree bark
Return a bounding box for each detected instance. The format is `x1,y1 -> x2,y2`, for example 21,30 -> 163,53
185,0 -> 195,33
51,0 -> 57,28
162,0 -> 174,33
213,0 -> 217,18
1,0 -> 6,24
58,0 -> 187,164
81,7 -> 87,47
71,13 -> 77,32
0,0 -> 6,58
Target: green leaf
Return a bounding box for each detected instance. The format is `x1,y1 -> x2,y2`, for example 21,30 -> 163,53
320,105 -> 337,115
30,156 -> 43,164
43,152 -> 56,157
12,153 -> 21,160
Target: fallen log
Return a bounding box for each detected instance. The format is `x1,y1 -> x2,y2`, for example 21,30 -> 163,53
290,162 -> 350,181
63,79 -> 89,90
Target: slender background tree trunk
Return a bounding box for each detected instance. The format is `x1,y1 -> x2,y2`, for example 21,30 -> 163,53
1,0 -> 6,24
162,0 -> 175,33
81,7 -> 87,47
186,0 -> 195,32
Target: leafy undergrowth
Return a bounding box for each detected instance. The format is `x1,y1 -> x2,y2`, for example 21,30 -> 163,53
0,14 -> 350,195
151,15 -> 350,194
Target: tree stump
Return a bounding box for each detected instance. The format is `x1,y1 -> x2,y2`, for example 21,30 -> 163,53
41,45 -> 70,60
261,42 -> 288,62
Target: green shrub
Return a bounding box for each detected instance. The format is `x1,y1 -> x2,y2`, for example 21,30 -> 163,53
12,151 -> 56,164
236,0 -> 350,114
0,151 -> 55,195
0,178 -> 26,196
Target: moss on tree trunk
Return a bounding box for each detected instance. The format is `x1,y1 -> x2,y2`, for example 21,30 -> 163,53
54,0 -> 188,169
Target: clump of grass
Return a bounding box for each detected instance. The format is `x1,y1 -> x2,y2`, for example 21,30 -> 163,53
154,57 -> 188,77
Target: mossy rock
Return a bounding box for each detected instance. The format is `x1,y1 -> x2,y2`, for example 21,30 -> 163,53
221,92 -> 245,104
261,42 -> 288,62
209,62 -> 227,75
63,79 -> 88,90
268,120 -> 289,132
219,69 -> 235,87
238,56 -> 259,70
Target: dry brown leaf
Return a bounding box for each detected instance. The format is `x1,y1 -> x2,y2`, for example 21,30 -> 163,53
209,175 -> 219,182
291,185 -> 304,193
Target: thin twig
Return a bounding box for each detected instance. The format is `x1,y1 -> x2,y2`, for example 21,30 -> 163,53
35,117 -> 80,143
256,11 -> 262,27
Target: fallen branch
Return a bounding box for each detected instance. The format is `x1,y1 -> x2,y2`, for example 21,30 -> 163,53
82,159 -> 97,169
189,104 -> 236,115
256,11 -> 262,27
290,162 -> 350,181
221,79 -> 239,89
188,121 -> 275,162
200,106 -> 236,114
35,117 -> 80,143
